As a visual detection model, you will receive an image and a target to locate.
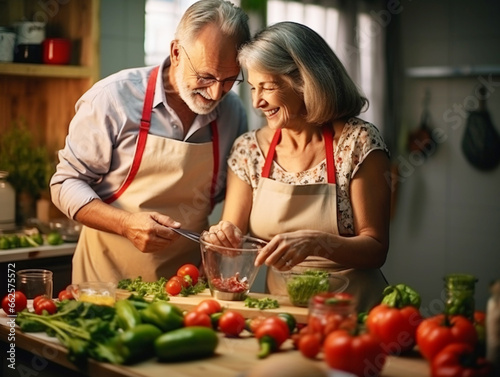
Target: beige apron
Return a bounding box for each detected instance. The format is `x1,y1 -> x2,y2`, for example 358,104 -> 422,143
72,66 -> 219,283
249,127 -> 387,312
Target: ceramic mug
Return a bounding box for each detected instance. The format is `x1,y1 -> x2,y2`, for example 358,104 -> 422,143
67,281 -> 116,306
0,28 -> 16,62
42,38 -> 71,65
15,22 -> 46,44
13,44 -> 43,63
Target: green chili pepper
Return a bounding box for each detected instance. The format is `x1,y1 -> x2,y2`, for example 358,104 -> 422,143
115,299 -> 141,330
210,311 -> 222,330
154,326 -> 219,361
140,301 -> 184,332
277,313 -> 297,333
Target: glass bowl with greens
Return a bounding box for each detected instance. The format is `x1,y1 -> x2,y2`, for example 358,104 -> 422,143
281,270 -> 349,307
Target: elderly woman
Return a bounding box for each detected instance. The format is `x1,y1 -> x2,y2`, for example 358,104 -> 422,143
208,21 -> 391,312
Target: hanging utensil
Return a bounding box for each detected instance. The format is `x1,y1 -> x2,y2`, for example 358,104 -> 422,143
408,89 -> 438,158
461,85 -> 500,171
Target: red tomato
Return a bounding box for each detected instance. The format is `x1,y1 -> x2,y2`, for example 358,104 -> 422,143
1,291 -> 28,315
416,314 -> 478,361
218,310 -> 246,337
165,277 -> 183,296
195,299 -> 222,316
366,304 -> 423,354
324,329 -> 387,377
57,289 -> 74,301
246,316 -> 267,334
431,343 -> 493,377
34,298 -> 57,315
177,264 -> 200,286
298,332 -> 322,359
183,311 -> 212,328
474,310 -> 486,326
33,294 -> 49,309
170,275 -> 190,288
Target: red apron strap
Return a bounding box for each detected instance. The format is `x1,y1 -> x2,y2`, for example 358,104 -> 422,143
261,128 -> 282,178
323,127 -> 336,184
261,127 -> 336,183
209,121 -> 219,209
105,66 -> 159,204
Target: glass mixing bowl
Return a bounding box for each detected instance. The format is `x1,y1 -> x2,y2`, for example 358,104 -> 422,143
200,232 -> 267,301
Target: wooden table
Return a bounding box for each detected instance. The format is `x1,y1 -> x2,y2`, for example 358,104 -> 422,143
0,294 -> 431,377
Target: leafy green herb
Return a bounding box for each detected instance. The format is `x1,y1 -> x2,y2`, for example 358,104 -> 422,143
16,300 -> 119,365
47,232 -> 64,245
118,276 -> 207,300
0,122 -> 52,199
180,280 -> 207,296
117,276 -> 169,301
381,283 -> 421,308
286,270 -> 330,307
244,297 -> 280,310
0,233 -> 51,249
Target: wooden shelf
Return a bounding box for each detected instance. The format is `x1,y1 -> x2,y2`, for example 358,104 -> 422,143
0,63 -> 94,78
0,0 -> 100,154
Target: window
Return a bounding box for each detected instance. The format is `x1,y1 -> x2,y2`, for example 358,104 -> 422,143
145,0 -> 198,66
144,0 -> 384,128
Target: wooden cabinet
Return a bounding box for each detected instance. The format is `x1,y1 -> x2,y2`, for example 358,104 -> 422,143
0,0 -> 100,153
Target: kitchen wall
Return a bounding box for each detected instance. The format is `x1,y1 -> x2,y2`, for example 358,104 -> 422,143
99,0 -> 500,310
100,0 -> 146,78
383,0 -> 500,312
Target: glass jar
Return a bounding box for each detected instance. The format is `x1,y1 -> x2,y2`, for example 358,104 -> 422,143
444,273 -> 477,320
0,171 -> 16,230
307,292 -> 357,336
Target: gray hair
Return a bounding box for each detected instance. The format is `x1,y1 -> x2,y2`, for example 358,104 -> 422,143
175,0 -> 250,49
238,21 -> 368,124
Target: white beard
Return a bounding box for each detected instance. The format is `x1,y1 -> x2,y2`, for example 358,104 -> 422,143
174,62 -> 220,115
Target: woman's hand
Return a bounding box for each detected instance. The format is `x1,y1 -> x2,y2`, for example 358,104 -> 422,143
206,220 -> 244,248
255,230 -> 337,270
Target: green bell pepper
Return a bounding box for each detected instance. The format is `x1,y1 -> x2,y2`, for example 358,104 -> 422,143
140,301 -> 184,332
115,299 -> 141,331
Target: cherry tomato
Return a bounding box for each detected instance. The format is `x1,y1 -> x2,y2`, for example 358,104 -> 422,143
165,277 -> 183,296
1,291 -> 28,315
33,294 -> 49,308
170,275 -> 190,288
298,332 -> 322,359
183,311 -> 212,328
58,289 -> 74,301
177,263 -> 199,286
218,310 -> 246,337
34,298 -> 57,315
196,299 -> 222,316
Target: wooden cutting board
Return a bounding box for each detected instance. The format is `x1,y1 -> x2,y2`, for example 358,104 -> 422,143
117,289 -> 309,323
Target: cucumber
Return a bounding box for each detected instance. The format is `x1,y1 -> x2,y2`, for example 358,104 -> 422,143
154,326 -> 219,361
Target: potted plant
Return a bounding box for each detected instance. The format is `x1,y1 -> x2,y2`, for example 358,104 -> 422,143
0,121 -> 53,225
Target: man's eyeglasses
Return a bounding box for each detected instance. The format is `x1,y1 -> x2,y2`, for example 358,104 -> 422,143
180,45 -> 244,90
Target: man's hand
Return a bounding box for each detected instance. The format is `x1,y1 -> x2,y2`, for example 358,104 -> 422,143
120,212 -> 182,253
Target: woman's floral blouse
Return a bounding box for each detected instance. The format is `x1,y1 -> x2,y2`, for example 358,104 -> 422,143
227,118 -> 390,235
